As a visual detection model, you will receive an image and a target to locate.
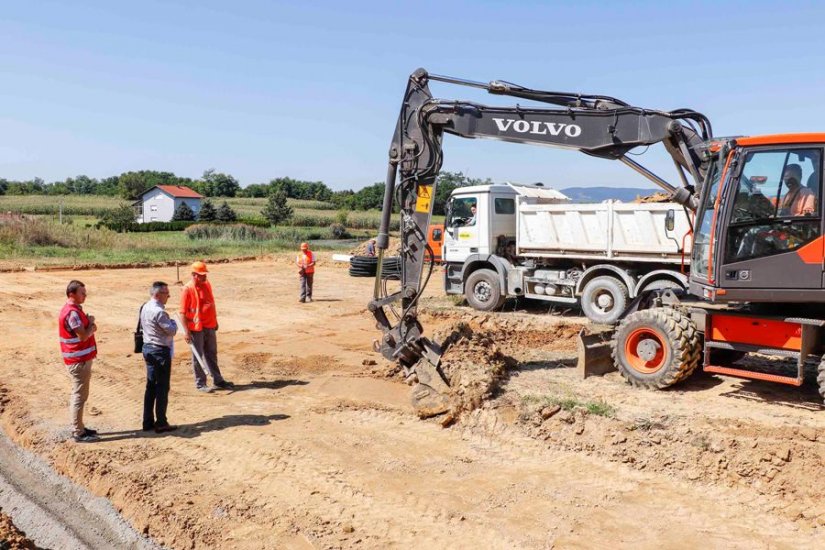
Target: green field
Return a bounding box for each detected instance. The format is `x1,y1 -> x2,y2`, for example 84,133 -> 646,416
0,194 -> 445,268
0,195 -> 389,230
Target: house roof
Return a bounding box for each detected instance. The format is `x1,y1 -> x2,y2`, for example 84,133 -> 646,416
143,185 -> 203,199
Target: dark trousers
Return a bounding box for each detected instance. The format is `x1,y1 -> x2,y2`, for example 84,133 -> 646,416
190,328 -> 224,388
143,344 -> 171,430
300,273 -> 314,301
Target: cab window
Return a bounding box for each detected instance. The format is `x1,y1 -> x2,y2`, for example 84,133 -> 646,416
447,197 -> 477,227
494,198 -> 515,215
726,148 -> 821,263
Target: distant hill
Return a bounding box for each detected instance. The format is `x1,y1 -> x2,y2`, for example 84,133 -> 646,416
559,186 -> 660,203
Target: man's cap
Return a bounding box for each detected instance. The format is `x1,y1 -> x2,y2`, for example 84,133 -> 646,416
300,242 -> 309,250
191,261 -> 209,274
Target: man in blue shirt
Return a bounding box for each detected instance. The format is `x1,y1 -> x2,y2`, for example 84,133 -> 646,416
139,281 -> 178,433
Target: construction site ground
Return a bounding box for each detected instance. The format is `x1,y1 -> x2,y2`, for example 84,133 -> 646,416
1,254 -> 825,549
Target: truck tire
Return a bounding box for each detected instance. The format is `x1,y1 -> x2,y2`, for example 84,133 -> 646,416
465,269 -> 505,312
612,307 -> 700,389
818,358 -> 825,403
581,276 -> 628,325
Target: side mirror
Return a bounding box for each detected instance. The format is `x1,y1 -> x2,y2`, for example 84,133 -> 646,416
665,209 -> 675,232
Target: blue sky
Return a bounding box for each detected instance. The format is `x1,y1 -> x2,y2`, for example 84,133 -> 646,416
2,0 -> 824,191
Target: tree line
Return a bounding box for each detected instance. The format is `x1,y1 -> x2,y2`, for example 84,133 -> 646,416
0,169 -> 491,213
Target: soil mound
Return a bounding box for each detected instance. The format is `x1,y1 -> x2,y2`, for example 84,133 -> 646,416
0,509 -> 36,549
432,323 -> 517,425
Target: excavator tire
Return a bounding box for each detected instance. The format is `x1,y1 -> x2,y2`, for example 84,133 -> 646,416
612,307 -> 700,389
464,269 -> 506,312
818,358 -> 825,404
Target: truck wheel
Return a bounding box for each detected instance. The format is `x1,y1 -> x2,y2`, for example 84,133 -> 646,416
612,307 -> 700,389
581,276 -> 628,325
818,358 -> 825,403
465,269 -> 505,311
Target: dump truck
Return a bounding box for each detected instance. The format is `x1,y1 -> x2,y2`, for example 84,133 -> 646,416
443,182 -> 692,323
368,68 -> 825,414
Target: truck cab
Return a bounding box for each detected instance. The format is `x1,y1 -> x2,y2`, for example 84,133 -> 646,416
444,183 -> 568,263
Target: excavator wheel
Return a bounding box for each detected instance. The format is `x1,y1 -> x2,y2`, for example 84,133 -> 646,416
612,307 -> 700,389
464,269 -> 506,312
818,358 -> 825,404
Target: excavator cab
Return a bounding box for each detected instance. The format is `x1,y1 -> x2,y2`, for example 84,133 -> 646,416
690,136 -> 825,301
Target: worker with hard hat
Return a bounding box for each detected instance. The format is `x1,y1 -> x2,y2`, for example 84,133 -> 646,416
180,261 -> 234,392
296,242 -> 316,303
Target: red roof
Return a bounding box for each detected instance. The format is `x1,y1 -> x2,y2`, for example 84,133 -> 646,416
155,185 -> 203,198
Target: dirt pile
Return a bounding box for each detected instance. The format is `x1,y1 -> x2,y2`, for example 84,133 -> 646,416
349,236 -> 401,256
431,323 -> 517,426
515,397 -> 825,528
422,309 -> 584,356
633,191 -> 672,203
0,509 -> 36,549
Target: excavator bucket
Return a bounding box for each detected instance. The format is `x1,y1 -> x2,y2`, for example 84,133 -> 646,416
577,328 -> 616,378
410,359 -> 452,418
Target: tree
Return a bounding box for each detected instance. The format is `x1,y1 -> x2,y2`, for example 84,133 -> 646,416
238,183 -> 269,198
201,169 -> 241,197
198,199 -> 217,222
433,171 -> 492,215
118,170 -> 180,200
216,201 -> 237,222
98,203 -> 137,232
261,190 -> 293,225
172,202 -> 196,221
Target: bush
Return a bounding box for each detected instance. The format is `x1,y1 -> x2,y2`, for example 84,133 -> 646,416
216,201 -> 238,222
128,221 -> 195,232
261,191 -> 293,225
172,202 -> 196,221
97,203 -> 137,232
185,223 -> 270,241
329,223 -> 350,239
198,199 -> 217,221
336,210 -> 349,225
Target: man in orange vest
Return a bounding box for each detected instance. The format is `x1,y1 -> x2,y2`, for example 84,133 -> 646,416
296,242 -> 315,303
58,280 -> 99,443
180,261 -> 233,392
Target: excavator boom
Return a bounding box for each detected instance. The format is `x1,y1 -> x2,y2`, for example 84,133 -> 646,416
368,68 -> 714,414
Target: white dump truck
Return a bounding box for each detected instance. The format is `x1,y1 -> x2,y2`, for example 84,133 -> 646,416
443,183 -> 693,323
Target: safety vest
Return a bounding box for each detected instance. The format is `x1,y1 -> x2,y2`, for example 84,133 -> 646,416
58,303 -> 97,365
297,251 -> 315,275
181,280 -> 217,332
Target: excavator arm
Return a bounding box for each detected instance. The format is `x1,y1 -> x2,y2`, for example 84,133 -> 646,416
368,68 -> 713,414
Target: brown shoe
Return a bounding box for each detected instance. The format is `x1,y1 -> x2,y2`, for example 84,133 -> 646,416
154,424 -> 178,433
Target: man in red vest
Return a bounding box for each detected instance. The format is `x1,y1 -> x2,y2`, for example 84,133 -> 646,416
58,280 -> 99,443
296,242 -> 315,303
180,261 -> 234,392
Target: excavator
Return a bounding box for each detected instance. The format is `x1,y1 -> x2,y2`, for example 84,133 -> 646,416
368,68 -> 825,414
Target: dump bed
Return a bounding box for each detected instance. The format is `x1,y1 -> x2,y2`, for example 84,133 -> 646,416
516,200 -> 692,262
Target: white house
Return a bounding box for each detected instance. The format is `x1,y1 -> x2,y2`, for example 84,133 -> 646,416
135,185 -> 203,223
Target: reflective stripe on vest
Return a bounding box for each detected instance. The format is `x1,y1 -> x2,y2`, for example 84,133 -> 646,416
62,345 -> 97,359
59,336 -> 81,344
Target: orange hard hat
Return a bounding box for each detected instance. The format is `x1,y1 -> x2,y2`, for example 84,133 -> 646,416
300,242 -> 309,250
191,261 -> 209,274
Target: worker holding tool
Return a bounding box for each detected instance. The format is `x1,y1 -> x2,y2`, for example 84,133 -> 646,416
296,242 -> 315,303
180,261 -> 234,392
139,281 -> 178,433
57,280 -> 99,443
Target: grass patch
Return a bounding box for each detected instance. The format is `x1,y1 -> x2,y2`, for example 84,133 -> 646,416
521,393 -> 616,418
0,216 -> 359,268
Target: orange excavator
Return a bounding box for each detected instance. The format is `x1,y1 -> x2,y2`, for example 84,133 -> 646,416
368,69 -> 825,414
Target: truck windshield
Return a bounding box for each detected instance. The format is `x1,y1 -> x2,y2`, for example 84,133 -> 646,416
448,197 -> 477,227
692,155 -> 725,279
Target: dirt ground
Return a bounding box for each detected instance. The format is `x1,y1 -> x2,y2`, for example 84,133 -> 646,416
1,254 -> 825,548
